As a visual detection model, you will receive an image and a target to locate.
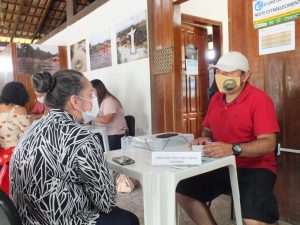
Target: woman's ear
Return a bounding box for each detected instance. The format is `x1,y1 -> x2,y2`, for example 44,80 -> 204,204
69,95 -> 80,110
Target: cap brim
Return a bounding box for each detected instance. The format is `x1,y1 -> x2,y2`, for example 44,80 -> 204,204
208,64 -> 239,72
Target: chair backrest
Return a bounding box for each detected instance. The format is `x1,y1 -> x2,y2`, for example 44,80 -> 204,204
88,126 -> 110,152
124,115 -> 135,136
0,189 -> 22,225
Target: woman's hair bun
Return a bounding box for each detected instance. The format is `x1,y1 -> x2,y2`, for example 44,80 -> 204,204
32,71 -> 55,93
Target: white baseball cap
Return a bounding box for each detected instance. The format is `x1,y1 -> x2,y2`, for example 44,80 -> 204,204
208,51 -> 249,72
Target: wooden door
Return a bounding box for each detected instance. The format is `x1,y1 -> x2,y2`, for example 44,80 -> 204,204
181,23 -> 209,138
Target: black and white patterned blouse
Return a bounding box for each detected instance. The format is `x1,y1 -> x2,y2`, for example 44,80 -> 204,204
10,109 -> 116,225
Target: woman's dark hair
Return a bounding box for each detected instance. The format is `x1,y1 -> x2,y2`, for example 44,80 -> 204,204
33,70 -> 84,109
91,79 -> 122,107
0,81 -> 29,106
32,71 -> 53,93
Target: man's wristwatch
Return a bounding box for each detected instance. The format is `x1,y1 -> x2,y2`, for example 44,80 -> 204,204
232,143 -> 242,156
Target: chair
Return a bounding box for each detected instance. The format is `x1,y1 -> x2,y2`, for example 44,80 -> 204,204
0,189 -> 22,225
90,126 -> 110,152
124,115 -> 135,136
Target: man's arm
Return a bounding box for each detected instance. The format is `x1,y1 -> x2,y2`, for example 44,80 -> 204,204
201,127 -> 212,138
193,127 -> 213,145
239,133 -> 276,157
203,133 -> 277,158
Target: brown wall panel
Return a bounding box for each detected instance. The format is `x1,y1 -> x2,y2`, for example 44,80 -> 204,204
229,0 -> 300,150
284,51 -> 300,149
59,46 -> 68,69
162,0 -> 173,47
229,0 -> 300,222
275,152 -> 300,224
153,0 -> 162,49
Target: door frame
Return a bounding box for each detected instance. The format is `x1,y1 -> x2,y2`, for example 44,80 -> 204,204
174,13 -> 223,134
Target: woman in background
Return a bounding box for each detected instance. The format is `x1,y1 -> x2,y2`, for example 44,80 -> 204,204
91,79 -> 127,150
30,72 -> 51,121
0,81 -> 30,195
10,70 -> 139,225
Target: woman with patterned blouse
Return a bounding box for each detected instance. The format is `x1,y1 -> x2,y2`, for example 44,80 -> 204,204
10,70 -> 139,225
0,81 -> 30,195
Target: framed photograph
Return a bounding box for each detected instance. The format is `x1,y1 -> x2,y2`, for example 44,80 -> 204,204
116,10 -> 148,64
16,44 -> 59,75
70,39 -> 87,72
89,30 -> 112,70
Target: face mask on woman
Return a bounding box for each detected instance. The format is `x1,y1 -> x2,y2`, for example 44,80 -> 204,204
77,95 -> 99,124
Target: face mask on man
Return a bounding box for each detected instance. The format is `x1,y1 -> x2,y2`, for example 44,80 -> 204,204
37,96 -> 45,104
77,94 -> 99,124
215,74 -> 241,94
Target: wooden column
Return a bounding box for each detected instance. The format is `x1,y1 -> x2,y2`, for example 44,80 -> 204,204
147,0 -> 182,133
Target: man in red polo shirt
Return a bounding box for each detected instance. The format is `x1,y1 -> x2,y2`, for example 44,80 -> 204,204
176,51 -> 279,225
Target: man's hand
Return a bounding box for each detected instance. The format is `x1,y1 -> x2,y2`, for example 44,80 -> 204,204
193,137 -> 211,145
203,142 -> 233,158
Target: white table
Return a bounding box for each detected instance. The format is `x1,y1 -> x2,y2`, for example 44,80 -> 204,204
105,148 -> 243,225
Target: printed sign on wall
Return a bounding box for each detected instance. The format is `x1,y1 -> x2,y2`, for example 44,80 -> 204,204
253,0 -> 300,29
259,21 -> 295,55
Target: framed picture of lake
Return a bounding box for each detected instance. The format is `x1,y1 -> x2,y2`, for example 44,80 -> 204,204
16,44 -> 59,75
89,30 -> 112,70
116,10 -> 148,64
70,39 -> 87,72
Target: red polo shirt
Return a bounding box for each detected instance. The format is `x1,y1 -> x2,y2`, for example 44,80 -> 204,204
203,83 -> 279,174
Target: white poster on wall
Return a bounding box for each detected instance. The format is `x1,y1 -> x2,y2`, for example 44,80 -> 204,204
259,21 -> 295,55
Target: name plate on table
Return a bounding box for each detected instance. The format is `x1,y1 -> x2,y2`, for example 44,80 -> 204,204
151,152 -> 202,165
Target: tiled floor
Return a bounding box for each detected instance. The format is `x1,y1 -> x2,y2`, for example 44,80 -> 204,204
116,186 -> 293,225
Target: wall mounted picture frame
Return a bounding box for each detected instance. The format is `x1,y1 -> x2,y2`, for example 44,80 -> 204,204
89,30 -> 112,70
70,39 -> 87,72
116,10 -> 148,64
16,44 -> 59,75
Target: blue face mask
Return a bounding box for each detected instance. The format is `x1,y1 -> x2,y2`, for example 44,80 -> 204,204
77,95 -> 99,124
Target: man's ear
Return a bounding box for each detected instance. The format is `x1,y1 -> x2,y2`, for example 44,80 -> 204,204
242,72 -> 250,83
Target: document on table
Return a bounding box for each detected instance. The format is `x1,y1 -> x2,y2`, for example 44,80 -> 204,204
170,157 -> 213,169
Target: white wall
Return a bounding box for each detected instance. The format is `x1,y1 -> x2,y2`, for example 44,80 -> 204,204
42,0 -> 229,135
42,0 -> 151,135
181,0 -> 229,53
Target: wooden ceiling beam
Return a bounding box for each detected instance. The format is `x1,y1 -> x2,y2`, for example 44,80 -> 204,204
10,0 -> 26,42
66,0 -> 76,24
38,0 -> 109,44
31,0 -> 55,43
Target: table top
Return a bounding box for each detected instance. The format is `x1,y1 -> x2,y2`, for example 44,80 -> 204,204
105,147 -> 236,182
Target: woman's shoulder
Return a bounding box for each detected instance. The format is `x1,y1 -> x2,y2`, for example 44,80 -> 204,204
13,105 -> 28,115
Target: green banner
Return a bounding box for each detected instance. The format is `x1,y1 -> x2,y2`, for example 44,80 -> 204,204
254,11 -> 300,29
